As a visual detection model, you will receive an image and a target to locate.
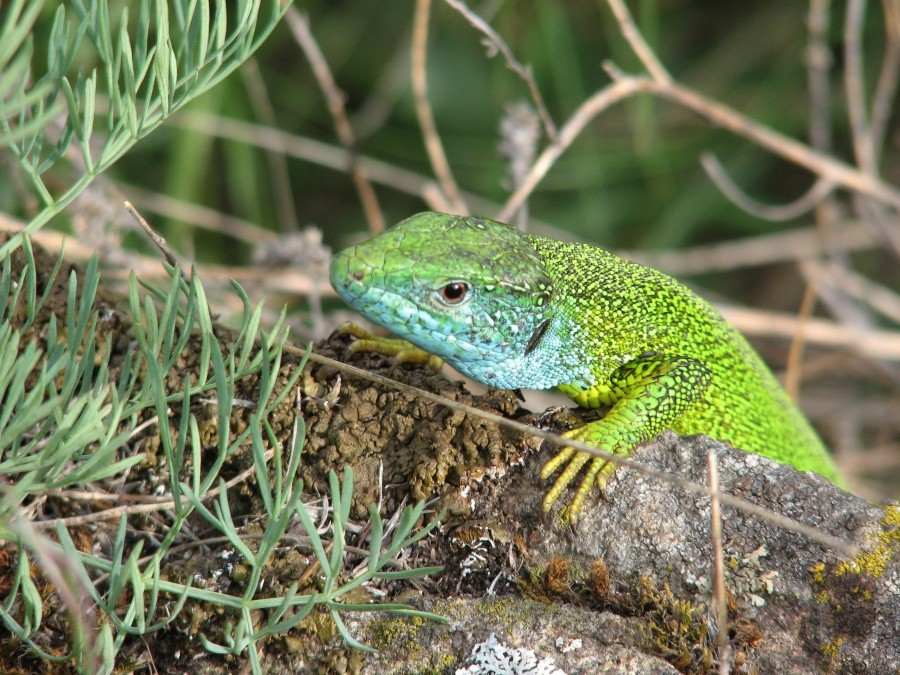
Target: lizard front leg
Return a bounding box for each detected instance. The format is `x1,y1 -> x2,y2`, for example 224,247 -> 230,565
544,355 -> 712,521
336,322 -> 444,371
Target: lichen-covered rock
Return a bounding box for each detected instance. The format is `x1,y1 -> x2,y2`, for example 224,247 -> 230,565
477,431 -> 900,674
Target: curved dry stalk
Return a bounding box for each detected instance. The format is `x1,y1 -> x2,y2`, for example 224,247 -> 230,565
871,0 -> 900,162
844,0 -> 875,173
412,0 -> 468,215
286,8 -> 385,233
443,0 -> 557,141
701,153 -> 836,221
500,67 -> 900,222
604,0 -> 672,84
497,77 -> 641,222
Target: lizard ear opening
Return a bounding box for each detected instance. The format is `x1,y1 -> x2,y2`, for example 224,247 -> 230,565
524,317 -> 551,356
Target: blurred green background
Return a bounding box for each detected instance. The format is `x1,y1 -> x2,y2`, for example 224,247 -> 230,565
68,1 -> 895,251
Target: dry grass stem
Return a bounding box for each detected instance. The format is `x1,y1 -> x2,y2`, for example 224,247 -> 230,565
707,452 -> 731,675
124,201 -> 180,269
498,77 -> 641,221
844,0 -> 875,173
286,8 -> 386,233
723,305 -> 900,362
701,153 -> 836,221
624,220 -> 877,275
501,64 -> 900,223
784,270 -> 818,400
633,74 -> 900,212
443,0 -> 558,140
604,0 -> 673,84
412,0 -> 468,215
169,112 -> 505,214
122,182 -> 279,245
34,448 -> 277,530
806,260 -> 900,325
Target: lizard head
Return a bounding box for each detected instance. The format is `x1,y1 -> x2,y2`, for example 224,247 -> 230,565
330,211 -> 555,386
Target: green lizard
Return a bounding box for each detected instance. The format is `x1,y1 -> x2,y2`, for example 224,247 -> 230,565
329,211 -> 845,519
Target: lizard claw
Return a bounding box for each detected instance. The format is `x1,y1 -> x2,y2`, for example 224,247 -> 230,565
336,322 -> 444,371
540,426 -> 620,523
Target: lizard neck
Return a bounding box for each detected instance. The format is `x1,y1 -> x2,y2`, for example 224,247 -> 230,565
442,310 -> 596,391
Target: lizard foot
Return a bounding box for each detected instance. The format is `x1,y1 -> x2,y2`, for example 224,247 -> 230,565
539,425 -> 624,523
336,322 -> 444,371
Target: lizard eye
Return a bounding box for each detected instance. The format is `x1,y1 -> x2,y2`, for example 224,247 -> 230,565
436,281 -> 471,306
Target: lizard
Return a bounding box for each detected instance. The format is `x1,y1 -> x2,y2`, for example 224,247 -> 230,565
329,211 -> 846,520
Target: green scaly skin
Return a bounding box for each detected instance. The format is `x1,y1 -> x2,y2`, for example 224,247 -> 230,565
330,212 -> 846,519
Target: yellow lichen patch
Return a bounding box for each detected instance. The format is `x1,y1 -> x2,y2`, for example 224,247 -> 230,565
364,614 -> 428,656
835,505 -> 900,580
821,637 -> 844,661
810,562 -> 826,585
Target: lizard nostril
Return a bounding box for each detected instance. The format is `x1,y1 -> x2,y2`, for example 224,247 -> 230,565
351,270 -> 365,281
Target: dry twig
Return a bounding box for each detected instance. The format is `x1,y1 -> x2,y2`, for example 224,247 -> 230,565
412,0 -> 468,215
708,453 -> 731,675
286,9 -> 386,233
701,154 -> 836,222
443,0 -> 558,141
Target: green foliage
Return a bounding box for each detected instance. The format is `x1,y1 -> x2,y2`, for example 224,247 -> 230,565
0,245 -> 444,673
0,0 -> 288,258
0,3 -> 446,670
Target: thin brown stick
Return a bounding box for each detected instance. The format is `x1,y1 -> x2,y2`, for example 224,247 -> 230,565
170,111 -> 499,214
871,0 -> 900,158
622,220 -> 876,274
412,0 -> 468,215
701,153 -> 835,221
121,183 -> 279,245
723,304 -> 900,362
33,448 -> 275,530
604,0 -> 672,84
814,261 -> 900,325
844,0 -> 874,173
285,9 -> 386,233
442,0 -> 558,141
784,268 -> 818,400
497,77 -> 641,222
708,453 -> 731,675
124,201 -> 180,269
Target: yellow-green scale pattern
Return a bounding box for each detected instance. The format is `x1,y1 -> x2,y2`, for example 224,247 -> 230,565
330,212 -> 845,519
529,235 -> 842,499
